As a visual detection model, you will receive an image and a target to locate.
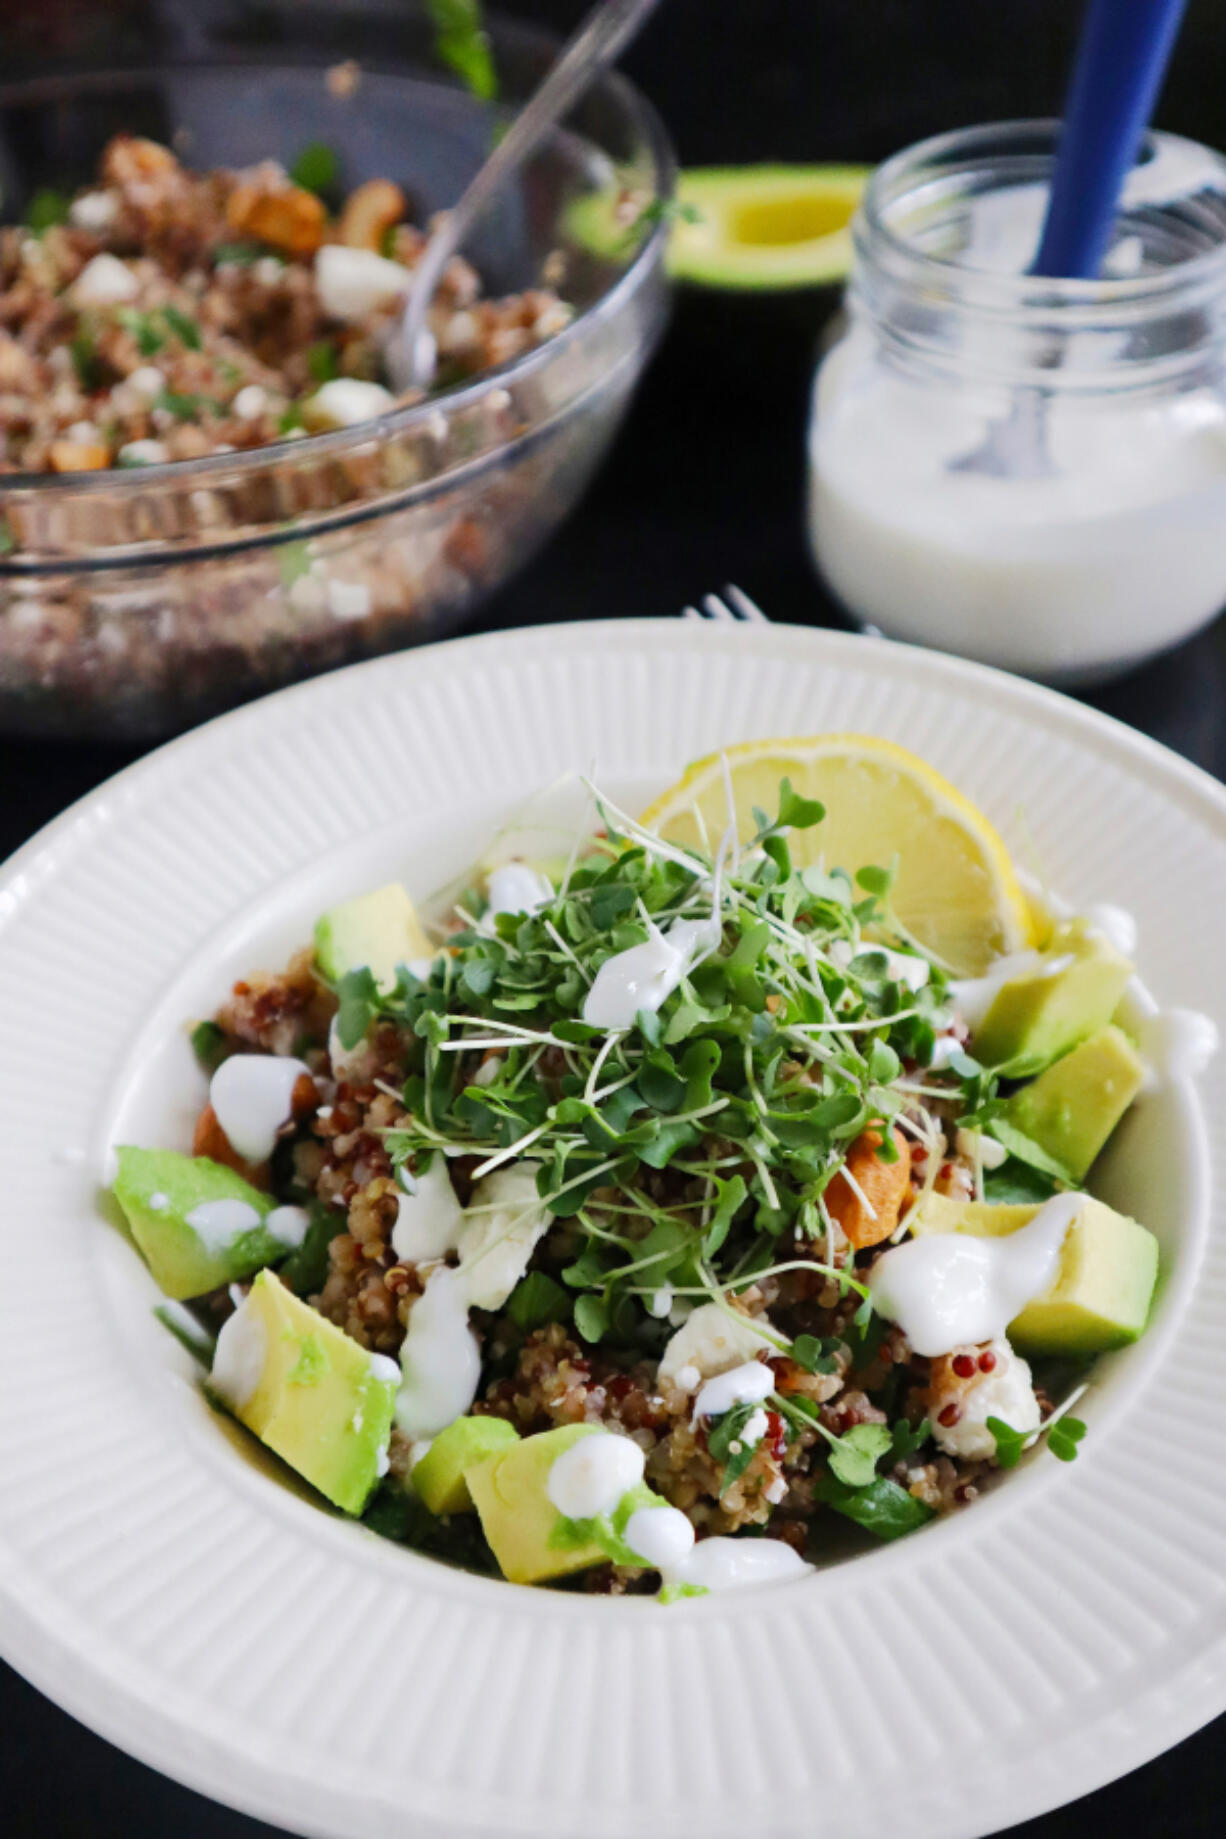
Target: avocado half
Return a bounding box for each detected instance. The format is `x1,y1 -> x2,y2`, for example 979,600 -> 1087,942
668,165 -> 871,290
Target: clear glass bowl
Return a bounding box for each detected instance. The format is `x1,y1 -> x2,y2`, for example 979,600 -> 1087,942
0,31 -> 673,737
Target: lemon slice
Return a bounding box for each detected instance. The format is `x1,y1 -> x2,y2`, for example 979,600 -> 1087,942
640,735 -> 1034,974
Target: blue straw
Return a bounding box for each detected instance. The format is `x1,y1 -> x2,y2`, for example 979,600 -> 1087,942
1032,0 -> 1190,280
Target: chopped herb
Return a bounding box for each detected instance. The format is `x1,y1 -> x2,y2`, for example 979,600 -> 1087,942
26,188 -> 70,232
70,329 -> 103,390
154,1301 -> 217,1368
279,1202 -> 349,1297
306,340 -> 339,383
190,1019 -> 229,1073
335,965 -> 380,1050
213,242 -> 266,266
278,402 -> 306,435
706,1400 -> 762,1493
573,1292 -> 609,1344
984,1156 -> 1059,1205
116,308 -> 165,356
825,1421 -> 893,1489
429,0 -> 497,101
289,142 -> 340,197
161,304 -> 202,350
1049,1416 -> 1087,1462
0,517 -> 15,558
288,1332 -> 328,1385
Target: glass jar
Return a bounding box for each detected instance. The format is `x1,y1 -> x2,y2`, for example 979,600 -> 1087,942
807,122 -> 1226,683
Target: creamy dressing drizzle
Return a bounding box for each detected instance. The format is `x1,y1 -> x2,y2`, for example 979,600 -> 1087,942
1083,903 -> 1138,957
211,1299 -> 266,1410
394,1266 -> 481,1438
391,1158 -> 465,1265
1140,1007 -> 1219,1089
692,1358 -> 775,1424
209,1054 -> 310,1164
666,1537 -> 810,1592
546,1433 -> 645,1520
869,1191 -> 1081,1356
624,1504 -> 695,1571
582,914 -> 721,1031
486,863 -> 554,919
184,1196 -> 263,1250
265,1205 -> 310,1249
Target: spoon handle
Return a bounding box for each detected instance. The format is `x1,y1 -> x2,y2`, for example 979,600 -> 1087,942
400,0 -> 663,388
1032,0 -> 1190,280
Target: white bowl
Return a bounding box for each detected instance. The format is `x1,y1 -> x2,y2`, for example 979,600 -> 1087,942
1,619 -> 1223,1839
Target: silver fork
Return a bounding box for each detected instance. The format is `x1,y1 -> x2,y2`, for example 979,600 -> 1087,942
680,585 -> 770,624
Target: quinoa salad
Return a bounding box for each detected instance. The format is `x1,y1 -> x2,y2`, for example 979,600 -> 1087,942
0,133 -> 573,474
111,745 -> 1167,1598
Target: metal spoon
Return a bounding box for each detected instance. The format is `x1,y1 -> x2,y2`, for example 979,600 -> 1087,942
390,0 -> 663,394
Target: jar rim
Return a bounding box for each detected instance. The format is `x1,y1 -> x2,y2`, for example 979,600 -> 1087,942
858,118 -> 1226,315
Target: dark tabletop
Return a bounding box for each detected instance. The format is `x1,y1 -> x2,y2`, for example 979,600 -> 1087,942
5,2 -> 1226,1834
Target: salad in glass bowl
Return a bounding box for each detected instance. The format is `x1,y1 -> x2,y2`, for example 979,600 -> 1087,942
110,735 -> 1172,1598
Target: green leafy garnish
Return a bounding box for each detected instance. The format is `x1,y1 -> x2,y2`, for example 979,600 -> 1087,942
1049,1416 -> 1087,1462
825,1421 -> 894,1489
288,1332 -> 328,1385
190,1019 -> 229,1073
989,1411 -> 1087,1469
306,340 -> 339,383
26,188 -> 70,231
506,1271 -> 571,1331
160,304 -> 202,350
706,1400 -> 764,1493
815,1474 -> 935,1541
289,142 -> 340,196
335,966 -> 380,1050
154,1301 -> 217,1367
279,1201 -> 349,1297
429,0 -> 497,100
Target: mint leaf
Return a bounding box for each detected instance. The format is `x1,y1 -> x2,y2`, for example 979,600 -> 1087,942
428,0 -> 498,100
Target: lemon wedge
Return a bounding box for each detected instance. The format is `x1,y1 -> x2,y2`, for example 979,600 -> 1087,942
640,735 -> 1035,975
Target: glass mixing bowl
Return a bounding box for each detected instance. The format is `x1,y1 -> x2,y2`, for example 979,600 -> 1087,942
0,29 -> 673,737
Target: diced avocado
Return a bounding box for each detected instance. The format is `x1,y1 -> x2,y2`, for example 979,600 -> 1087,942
413,1416 -> 520,1515
113,1145 -> 293,1300
314,883 -> 432,994
999,1025 -> 1144,1181
466,1423 -> 610,1584
212,1270 -> 398,1514
972,922 -> 1134,1075
909,1192 -> 1159,1355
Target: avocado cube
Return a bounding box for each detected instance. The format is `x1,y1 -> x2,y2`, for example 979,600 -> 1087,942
999,1025 -> 1144,1181
908,1192 -> 1159,1355
314,883 -> 432,994
113,1146 -> 294,1300
466,1423 -> 611,1584
211,1270 -> 398,1514
413,1416 -> 520,1515
973,923 -> 1134,1075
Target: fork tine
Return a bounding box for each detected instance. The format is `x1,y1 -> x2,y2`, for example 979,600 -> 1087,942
681,604 -> 705,622
724,584 -> 769,624
702,593 -> 733,622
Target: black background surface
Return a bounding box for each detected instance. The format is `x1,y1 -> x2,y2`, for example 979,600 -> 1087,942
4,2 -> 1226,1834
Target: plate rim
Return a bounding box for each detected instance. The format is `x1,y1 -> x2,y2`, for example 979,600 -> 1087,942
3,615 -> 1226,1839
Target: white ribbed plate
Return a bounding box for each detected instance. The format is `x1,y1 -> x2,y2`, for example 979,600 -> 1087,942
2,620 -> 1224,1839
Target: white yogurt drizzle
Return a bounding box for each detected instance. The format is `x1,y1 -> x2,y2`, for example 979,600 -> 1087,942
582,832 -> 731,1032
869,1191 -> 1081,1357
265,1205 -> 310,1249
1140,1007 -> 1220,1090
394,1266 -> 481,1438
184,1196 -> 263,1251
665,1536 -> 810,1592
624,1504 -> 695,1571
546,1433 -> 646,1520
391,1157 -> 465,1265
211,1298 -> 267,1410
209,1054 -> 310,1164
691,1358 -> 775,1424
486,862 -> 554,919
1083,903 -> 1139,957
